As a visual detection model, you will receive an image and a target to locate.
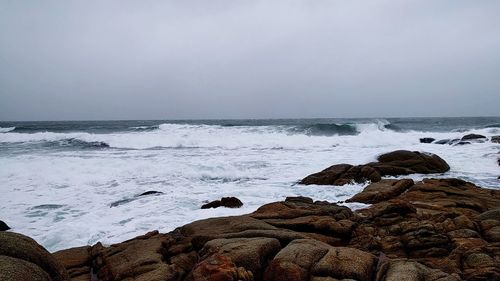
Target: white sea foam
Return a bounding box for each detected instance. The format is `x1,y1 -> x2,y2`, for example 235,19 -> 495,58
0,123 -> 499,252
0,126 -> 15,133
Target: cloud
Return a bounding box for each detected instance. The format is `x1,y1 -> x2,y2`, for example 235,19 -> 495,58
1,0 -> 499,120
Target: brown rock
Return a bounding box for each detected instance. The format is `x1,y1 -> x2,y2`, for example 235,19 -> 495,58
0,231 -> 69,281
201,197 -> 243,209
311,246 -> 377,281
0,255 -> 52,281
376,259 -> 459,281
49,175 -> 500,281
188,254 -> 253,281
193,237 -> 281,280
52,246 -> 92,281
251,197 -> 353,221
347,179 -> 414,204
374,150 -> 450,175
264,239 -> 330,281
93,231 -> 185,281
300,150 -> 449,186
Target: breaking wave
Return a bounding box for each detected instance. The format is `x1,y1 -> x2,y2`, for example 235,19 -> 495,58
0,127 -> 15,133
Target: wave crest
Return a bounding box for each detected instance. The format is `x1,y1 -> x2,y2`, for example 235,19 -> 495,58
0,127 -> 15,133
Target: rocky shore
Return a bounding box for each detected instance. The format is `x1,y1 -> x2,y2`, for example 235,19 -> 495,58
1,151 -> 499,281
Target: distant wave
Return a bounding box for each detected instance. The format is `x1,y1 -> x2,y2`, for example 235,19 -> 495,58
485,123 -> 500,128
129,125 -> 159,131
288,120 -> 399,136
290,123 -> 358,136
0,127 -> 15,133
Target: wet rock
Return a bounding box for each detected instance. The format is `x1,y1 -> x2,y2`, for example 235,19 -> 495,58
435,139 -> 451,145
138,190 -> 164,196
300,150 -> 449,186
0,220 -> 9,231
285,196 -> 314,204
420,137 -> 435,143
201,197 -> 243,209
110,191 -> 164,207
491,136 -> 500,143
347,179 -> 414,204
375,150 -> 449,174
0,231 -> 69,281
461,134 -> 486,141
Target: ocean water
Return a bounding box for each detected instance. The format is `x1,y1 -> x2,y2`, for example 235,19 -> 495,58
1,117 -> 499,252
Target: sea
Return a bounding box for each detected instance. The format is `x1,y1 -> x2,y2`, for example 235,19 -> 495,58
1,117 -> 499,252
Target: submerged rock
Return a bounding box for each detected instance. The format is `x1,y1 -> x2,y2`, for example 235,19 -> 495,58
299,150 -> 449,186
201,197 -> 243,209
110,190 -> 164,207
461,133 -> 486,141
420,137 -> 435,143
0,220 -> 9,231
138,190 -> 164,196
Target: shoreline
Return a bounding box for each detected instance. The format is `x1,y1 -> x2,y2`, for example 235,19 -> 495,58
1,150 -> 500,280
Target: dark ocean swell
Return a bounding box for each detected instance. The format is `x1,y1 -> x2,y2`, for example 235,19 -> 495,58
292,123 -> 358,136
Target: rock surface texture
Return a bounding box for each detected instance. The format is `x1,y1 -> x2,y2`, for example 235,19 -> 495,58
0,231 -> 70,281
37,177 -> 499,281
299,150 -> 449,186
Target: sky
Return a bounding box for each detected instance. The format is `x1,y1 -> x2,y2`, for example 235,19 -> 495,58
0,0 -> 499,121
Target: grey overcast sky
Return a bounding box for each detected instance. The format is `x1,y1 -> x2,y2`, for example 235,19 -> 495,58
0,1 -> 499,121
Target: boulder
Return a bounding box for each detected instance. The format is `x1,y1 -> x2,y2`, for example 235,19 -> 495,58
201,197 -> 243,209
192,237 -> 281,280
435,139 -> 451,145
376,260 -> 460,281
374,150 -> 449,175
0,220 -> 9,231
347,179 -> 414,204
52,246 -> 92,281
461,134 -> 486,141
0,231 -> 69,281
264,239 -> 377,281
0,255 -> 52,281
419,137 -> 435,143
491,136 -> 500,143
300,150 -> 449,186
